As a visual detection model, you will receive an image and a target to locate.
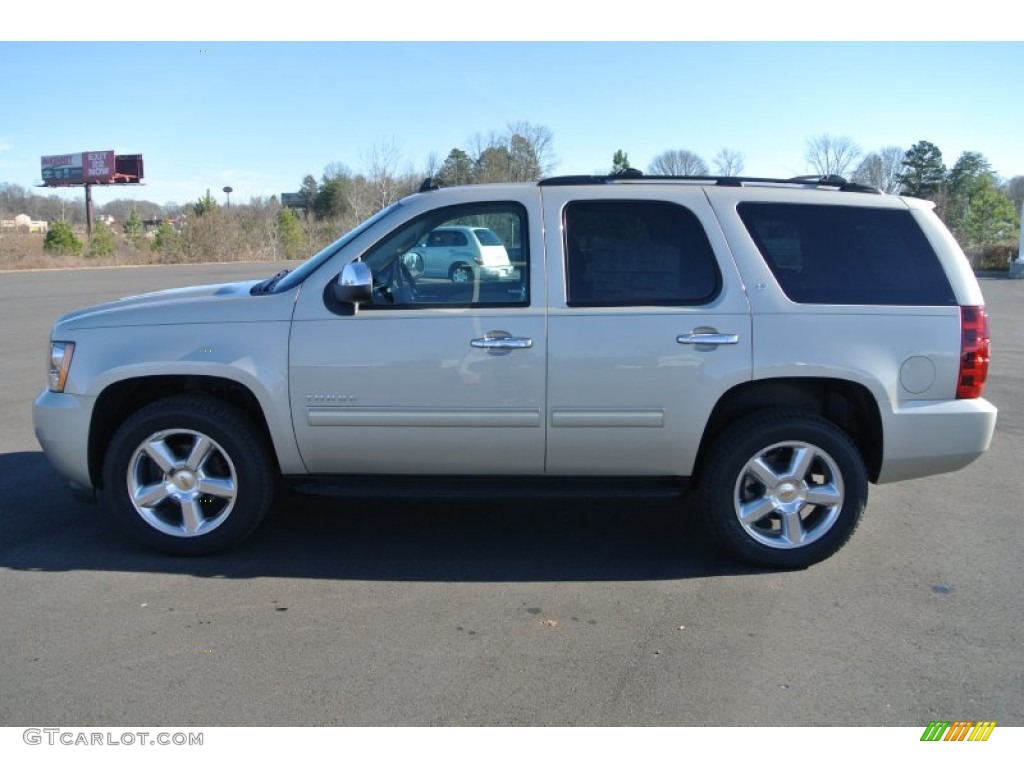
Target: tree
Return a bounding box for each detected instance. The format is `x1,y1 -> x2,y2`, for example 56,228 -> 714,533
505,122 -> 555,179
612,150 -> 631,173
898,141 -> 946,198
152,221 -> 180,255
193,189 -> 219,217
297,174 -> 319,215
713,148 -> 745,176
648,149 -> 709,176
850,146 -> 904,192
963,175 -> 1019,250
474,145 -> 513,183
805,134 -> 862,178
946,151 -> 994,239
1006,175 -> 1024,213
276,208 -> 305,260
87,220 -> 115,258
43,220 -> 82,256
438,148 -> 474,187
124,209 -> 143,240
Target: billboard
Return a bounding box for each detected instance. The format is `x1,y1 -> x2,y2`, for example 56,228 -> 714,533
41,150 -> 117,184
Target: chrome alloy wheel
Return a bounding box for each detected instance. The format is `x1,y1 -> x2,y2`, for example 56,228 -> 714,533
126,428 -> 238,538
733,441 -> 845,549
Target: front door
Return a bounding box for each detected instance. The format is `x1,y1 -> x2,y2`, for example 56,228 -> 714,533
289,197 -> 547,475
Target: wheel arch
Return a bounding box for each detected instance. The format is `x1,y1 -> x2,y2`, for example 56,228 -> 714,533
696,377 -> 883,482
88,375 -> 279,490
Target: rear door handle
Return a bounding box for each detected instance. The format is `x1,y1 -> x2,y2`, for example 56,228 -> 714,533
676,332 -> 739,346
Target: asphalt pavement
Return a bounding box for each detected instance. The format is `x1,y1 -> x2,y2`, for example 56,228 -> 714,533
0,263 -> 1021,726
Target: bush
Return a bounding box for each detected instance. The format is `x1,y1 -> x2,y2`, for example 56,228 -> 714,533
87,221 -> 116,258
43,220 -> 82,256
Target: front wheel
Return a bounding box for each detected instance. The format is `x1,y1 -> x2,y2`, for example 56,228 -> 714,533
102,394 -> 276,555
697,411 -> 867,568
449,263 -> 474,284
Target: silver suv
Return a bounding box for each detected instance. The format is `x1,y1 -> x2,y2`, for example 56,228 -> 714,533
33,173 -> 997,567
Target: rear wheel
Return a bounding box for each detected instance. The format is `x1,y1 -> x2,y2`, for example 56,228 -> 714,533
102,394 -> 276,555
698,411 -> 867,568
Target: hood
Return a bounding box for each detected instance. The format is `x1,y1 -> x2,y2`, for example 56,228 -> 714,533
54,279 -> 294,330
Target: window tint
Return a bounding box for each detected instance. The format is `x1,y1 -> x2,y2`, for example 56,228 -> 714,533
737,203 -> 956,305
564,200 -> 720,306
361,202 -> 528,308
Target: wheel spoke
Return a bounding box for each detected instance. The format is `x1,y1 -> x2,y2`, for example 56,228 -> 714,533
788,446 -> 815,480
805,483 -> 842,507
185,435 -> 214,471
198,475 -> 236,500
747,457 -> 780,487
781,510 -> 805,545
738,497 -> 777,526
134,482 -> 169,508
143,439 -> 177,473
179,498 -> 205,536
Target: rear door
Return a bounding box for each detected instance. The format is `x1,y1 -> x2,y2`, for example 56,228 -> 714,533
541,185 -> 753,476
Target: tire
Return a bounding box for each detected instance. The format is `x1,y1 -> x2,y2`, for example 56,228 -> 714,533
102,394 -> 276,555
697,411 -> 867,568
449,263 -> 473,284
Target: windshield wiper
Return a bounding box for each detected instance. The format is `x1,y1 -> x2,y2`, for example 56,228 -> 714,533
251,269 -> 291,295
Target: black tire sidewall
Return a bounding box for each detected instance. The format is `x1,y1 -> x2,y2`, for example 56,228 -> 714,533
700,412 -> 868,568
102,395 -> 275,555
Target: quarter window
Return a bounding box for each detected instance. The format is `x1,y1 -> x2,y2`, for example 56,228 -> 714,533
564,200 -> 720,306
737,203 -> 956,305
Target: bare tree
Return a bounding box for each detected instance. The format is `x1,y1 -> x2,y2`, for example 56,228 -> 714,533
713,148 -> 745,176
648,149 -> 708,176
805,134 -> 862,178
851,146 -> 904,192
361,137 -> 404,213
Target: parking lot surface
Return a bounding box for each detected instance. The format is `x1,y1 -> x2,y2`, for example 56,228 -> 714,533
0,263 -> 1021,726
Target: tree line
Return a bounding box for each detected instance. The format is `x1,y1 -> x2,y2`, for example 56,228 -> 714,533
2,126 -> 1021,267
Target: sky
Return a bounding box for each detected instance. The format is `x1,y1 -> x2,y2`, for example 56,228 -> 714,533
2,7 -> 1023,210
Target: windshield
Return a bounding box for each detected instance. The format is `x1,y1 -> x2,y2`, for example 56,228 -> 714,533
269,201 -> 404,294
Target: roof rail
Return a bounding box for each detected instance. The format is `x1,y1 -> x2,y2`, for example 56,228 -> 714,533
538,171 -> 882,194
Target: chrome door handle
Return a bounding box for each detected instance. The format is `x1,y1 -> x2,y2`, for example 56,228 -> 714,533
676,332 -> 739,346
471,331 -> 533,351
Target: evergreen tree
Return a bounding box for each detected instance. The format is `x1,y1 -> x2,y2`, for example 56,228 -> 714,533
152,221 -> 180,254
276,208 -> 305,259
964,175 -> 1019,250
124,209 -> 143,239
898,141 -> 946,198
193,189 -> 219,217
438,148 -> 474,187
87,221 -> 115,258
612,150 -> 631,173
43,220 -> 82,256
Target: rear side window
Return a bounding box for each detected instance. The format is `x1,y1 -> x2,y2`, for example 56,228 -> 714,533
564,200 -> 720,306
737,203 -> 956,305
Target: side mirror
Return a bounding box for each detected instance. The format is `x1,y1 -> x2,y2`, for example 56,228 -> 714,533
333,261 -> 373,306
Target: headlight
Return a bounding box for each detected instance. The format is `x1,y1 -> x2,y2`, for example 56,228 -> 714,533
48,341 -> 75,393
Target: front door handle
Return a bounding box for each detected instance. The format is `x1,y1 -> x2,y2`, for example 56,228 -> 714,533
471,330 -> 533,352
677,332 -> 739,346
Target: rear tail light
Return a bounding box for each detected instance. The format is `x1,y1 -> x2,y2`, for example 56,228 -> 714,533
957,306 -> 990,399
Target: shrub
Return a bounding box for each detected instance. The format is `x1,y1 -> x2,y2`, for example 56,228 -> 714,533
43,220 -> 82,256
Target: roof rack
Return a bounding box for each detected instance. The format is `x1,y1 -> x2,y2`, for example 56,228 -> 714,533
538,171 -> 882,194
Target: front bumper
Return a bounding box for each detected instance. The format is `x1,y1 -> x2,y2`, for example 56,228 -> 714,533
33,389 -> 96,492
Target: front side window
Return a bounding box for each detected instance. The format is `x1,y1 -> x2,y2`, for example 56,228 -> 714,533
361,202 -> 528,308
737,203 -> 956,305
564,200 -> 720,306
